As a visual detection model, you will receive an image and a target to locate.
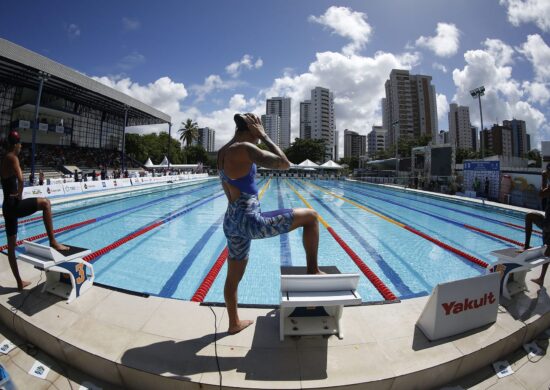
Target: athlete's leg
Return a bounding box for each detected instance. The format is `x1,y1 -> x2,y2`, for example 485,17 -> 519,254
224,257 -> 254,334
36,198 -> 68,251
6,234 -> 30,290
524,212 -> 544,249
288,208 -> 321,274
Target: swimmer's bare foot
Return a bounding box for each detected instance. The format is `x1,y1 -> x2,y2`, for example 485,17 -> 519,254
17,280 -> 31,291
531,277 -> 544,287
51,242 -> 69,251
228,320 -> 254,335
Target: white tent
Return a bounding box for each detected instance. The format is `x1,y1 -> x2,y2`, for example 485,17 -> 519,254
143,156 -> 199,170
320,160 -> 343,169
298,159 -> 320,168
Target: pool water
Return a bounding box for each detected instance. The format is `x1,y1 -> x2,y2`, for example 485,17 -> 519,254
1,178 -> 534,305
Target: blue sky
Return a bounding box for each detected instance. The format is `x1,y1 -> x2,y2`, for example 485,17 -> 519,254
1,0 -> 549,152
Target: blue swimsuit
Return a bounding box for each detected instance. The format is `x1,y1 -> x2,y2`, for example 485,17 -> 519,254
219,162 -> 294,260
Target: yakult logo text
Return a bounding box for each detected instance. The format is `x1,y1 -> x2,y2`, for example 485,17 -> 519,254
441,292 -> 496,315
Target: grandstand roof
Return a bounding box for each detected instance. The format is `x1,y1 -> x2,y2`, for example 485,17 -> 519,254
0,38 -> 170,126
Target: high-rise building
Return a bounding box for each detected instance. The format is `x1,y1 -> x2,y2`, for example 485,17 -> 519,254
300,100 -> 312,139
261,114 -> 280,145
197,127 -> 216,152
334,130 -> 339,161
481,125 -> 513,157
436,130 -> 449,145
471,126 -> 478,151
310,87 -> 335,161
266,97 -> 291,149
383,69 -> 438,147
503,119 -> 528,158
344,129 -> 366,158
526,133 -> 531,152
448,103 -> 473,150
367,126 -> 387,157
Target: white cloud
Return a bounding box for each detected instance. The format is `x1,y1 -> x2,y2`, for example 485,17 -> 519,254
484,38 -> 515,66
92,76 -> 188,125
309,6 -> 372,55
116,51 -> 145,71
522,81 -> 550,104
66,24 -> 80,40
415,23 -> 460,57
517,34 -> 550,81
190,74 -> 242,102
451,39 -> 547,147
436,94 -> 449,123
122,17 -> 141,31
500,0 -> 550,32
433,62 -> 448,73
225,54 -> 263,78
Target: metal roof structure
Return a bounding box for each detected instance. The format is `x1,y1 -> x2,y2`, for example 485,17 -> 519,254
0,38 -> 170,126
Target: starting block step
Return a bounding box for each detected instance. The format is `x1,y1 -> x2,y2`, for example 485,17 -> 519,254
17,241 -> 94,303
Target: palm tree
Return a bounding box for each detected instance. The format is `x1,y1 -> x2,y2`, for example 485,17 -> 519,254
178,119 -> 199,148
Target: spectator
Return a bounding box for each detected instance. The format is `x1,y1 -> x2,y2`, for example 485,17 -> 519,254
74,169 -> 79,182
92,169 -> 97,181
28,173 -> 34,186
38,170 -> 44,186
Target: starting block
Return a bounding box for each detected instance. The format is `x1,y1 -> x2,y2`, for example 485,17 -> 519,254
279,267 -> 361,341
17,241 -> 93,303
488,246 -> 550,299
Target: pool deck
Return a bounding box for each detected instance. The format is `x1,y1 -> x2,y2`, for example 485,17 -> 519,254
0,181 -> 550,389
0,254 -> 549,389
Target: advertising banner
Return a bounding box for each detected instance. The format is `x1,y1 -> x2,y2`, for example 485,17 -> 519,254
43,184 -> 65,197
63,182 -> 83,195
416,273 -> 499,341
116,178 -> 132,188
22,186 -> 47,199
38,123 -> 48,132
463,160 -> 500,199
81,181 -> 104,192
55,125 -> 65,134
18,120 -> 30,129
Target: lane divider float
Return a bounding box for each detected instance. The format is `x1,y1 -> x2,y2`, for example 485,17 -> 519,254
307,181 -> 489,269
285,180 -> 397,301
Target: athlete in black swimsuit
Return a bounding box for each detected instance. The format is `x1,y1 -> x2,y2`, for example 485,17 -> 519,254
1,131 -> 68,290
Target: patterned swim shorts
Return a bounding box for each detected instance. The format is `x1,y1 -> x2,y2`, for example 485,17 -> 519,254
223,193 -> 294,260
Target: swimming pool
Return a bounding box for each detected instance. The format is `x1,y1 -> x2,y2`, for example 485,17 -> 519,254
1,178 -> 536,305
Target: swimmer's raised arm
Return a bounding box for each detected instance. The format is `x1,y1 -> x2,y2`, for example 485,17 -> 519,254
243,114 -> 290,170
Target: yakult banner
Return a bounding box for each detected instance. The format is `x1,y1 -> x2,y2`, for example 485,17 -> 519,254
22,185 -> 47,199
416,273 -> 499,341
63,183 -> 83,195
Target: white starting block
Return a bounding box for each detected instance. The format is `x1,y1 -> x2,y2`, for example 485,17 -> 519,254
17,241 -> 93,303
279,268 -> 361,341
488,246 -> 550,299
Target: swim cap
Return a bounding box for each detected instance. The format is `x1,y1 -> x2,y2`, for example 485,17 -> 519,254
7,131 -> 21,145
234,113 -> 249,132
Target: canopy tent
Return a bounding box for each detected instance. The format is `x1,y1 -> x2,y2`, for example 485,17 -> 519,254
319,160 -> 343,169
298,159 -> 320,168
143,157 -> 199,170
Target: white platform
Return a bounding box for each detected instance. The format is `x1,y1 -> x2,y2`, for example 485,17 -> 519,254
280,273 -> 361,340
489,246 -> 550,299
17,241 -> 94,303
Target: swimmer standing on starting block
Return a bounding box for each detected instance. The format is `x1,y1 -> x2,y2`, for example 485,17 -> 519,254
1,131 -> 68,290
218,113 -> 323,334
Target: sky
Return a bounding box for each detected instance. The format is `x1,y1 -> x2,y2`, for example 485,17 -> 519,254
1,0 -> 550,155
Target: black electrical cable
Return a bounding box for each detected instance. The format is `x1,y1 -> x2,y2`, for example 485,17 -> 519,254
208,305 -> 222,390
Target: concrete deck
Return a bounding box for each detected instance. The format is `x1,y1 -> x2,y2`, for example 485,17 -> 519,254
0,255 -> 549,389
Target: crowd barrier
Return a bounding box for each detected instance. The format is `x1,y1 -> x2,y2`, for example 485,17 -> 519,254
14,174 -> 209,201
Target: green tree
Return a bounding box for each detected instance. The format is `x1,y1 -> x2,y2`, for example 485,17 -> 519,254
178,118 -> 199,148
125,133 -> 148,163
527,149 -> 542,167
184,145 -> 209,164
338,156 -> 359,170
385,134 -> 433,158
284,138 -> 325,164
455,148 -> 480,164
125,132 -> 184,165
